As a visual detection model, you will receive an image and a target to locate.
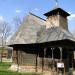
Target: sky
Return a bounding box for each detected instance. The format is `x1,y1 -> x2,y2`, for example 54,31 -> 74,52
0,0 -> 75,33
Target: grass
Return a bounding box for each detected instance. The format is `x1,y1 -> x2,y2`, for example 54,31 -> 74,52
0,70 -> 40,75
0,62 -> 11,70
0,62 -> 40,75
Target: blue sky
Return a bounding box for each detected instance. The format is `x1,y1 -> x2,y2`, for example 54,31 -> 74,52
0,0 -> 75,32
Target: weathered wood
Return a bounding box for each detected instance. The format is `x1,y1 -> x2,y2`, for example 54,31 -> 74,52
13,48 -> 17,64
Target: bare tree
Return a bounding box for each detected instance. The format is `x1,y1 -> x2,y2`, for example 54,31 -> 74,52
13,16 -> 22,31
12,16 -> 22,71
0,21 -> 11,62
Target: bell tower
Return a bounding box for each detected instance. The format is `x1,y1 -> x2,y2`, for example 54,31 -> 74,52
44,7 -> 70,30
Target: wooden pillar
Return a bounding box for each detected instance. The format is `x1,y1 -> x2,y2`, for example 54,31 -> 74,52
51,48 -> 55,68
51,47 -> 55,75
59,47 -> 65,75
42,55 -> 44,72
59,47 -> 62,61
37,52 -> 39,72
35,53 -> 38,72
43,48 -> 46,72
16,49 -> 19,72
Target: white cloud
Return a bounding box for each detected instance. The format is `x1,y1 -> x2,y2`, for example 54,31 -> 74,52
16,9 -> 21,13
34,8 -> 39,11
68,12 -> 71,14
0,16 -> 4,21
68,14 -> 75,21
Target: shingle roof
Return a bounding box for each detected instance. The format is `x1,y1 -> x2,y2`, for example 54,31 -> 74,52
44,7 -> 70,17
37,27 -> 75,43
8,13 -> 75,45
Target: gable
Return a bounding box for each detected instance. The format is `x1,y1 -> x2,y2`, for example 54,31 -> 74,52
9,13 -> 45,45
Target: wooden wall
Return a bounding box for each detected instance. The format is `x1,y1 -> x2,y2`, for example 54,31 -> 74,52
12,47 -> 74,73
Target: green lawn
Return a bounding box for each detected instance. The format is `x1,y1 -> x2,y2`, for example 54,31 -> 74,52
0,62 -> 40,75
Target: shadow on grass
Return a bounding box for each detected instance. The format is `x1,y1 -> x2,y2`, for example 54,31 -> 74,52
0,62 -> 41,75
0,70 -> 41,75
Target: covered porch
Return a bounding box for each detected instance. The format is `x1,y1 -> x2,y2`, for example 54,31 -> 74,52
9,39 -> 75,74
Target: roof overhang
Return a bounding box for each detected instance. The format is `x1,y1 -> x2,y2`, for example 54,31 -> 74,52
44,8 -> 70,17
9,39 -> 75,50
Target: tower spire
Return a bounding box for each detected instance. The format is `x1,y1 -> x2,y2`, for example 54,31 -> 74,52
44,1 -> 70,30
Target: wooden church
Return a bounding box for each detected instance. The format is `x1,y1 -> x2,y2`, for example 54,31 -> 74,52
8,6 -> 75,75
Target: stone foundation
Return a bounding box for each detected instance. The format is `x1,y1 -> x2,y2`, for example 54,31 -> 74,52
9,64 -> 36,72
9,64 -> 56,75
